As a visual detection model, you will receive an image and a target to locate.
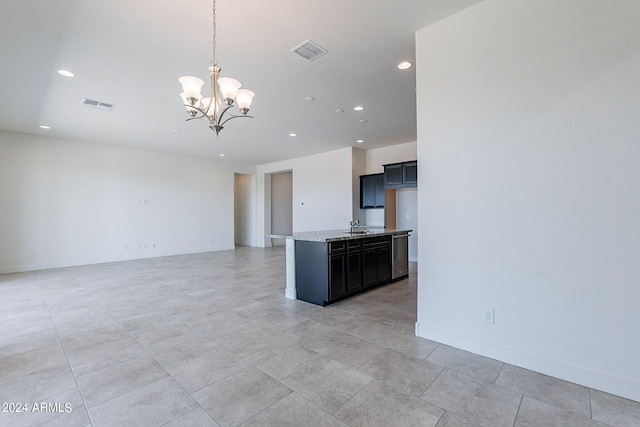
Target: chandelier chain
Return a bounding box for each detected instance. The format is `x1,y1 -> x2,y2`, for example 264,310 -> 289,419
212,0 -> 217,66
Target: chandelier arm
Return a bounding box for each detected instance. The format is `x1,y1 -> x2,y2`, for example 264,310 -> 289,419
219,114 -> 254,127
182,105 -> 209,121
214,104 -> 235,125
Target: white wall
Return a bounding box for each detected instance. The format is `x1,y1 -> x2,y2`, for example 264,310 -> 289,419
0,130 -> 256,273
365,141 -> 417,175
416,0 -> 640,401
256,147 -> 356,247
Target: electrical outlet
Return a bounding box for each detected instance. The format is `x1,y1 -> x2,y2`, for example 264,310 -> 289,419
483,308 -> 495,324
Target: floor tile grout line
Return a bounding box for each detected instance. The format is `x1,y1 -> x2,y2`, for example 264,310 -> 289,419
494,360 -> 506,385
491,365 -> 607,423
234,390 -> 295,427
512,394 -> 525,427
432,365 -> 607,425
253,390 -> 353,427
329,376 -> 376,417
419,365 -> 446,401
421,366 -> 507,427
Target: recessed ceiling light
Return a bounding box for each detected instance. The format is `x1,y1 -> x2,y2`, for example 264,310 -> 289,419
305,97 -> 315,102
356,139 -> 364,144
289,133 -> 297,137
57,69 -> 75,77
171,129 -> 181,133
335,109 -> 344,113
397,61 -> 413,70
219,154 -> 225,157
359,119 -> 368,123
39,125 -> 51,129
354,106 -> 364,111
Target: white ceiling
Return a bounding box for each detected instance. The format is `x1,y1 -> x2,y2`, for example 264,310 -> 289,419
0,0 -> 481,165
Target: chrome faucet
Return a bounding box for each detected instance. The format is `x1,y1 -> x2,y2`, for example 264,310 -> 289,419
349,219 -> 359,233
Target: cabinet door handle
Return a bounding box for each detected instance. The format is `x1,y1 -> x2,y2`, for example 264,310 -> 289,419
393,234 -> 410,239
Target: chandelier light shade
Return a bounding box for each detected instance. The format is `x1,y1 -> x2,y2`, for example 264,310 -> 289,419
179,0 -> 254,136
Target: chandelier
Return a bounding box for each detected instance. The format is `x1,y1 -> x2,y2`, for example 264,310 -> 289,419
178,0 -> 255,136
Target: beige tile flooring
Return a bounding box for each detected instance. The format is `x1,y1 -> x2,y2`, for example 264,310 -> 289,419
1,246 -> 639,427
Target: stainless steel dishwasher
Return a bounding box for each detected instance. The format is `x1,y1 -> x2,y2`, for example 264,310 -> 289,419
392,232 -> 410,279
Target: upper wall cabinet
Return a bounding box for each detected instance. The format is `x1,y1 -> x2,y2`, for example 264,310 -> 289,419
384,161 -> 417,189
360,173 -> 385,209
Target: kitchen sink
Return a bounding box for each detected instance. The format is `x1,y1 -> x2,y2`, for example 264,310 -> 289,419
344,230 -> 369,234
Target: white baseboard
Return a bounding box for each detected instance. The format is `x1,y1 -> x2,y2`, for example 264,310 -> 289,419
415,322 -> 640,402
285,288 -> 297,300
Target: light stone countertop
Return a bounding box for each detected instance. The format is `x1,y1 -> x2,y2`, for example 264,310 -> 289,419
282,228 -> 412,243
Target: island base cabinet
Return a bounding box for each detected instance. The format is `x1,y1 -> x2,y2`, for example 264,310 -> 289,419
363,238 -> 392,287
346,251 -> 363,293
362,248 -> 378,287
295,236 -> 392,306
295,241 -> 330,306
329,254 -> 347,300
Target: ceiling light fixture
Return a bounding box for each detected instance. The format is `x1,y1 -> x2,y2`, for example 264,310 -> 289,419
178,0 -> 255,137
354,106 -> 364,111
39,125 -> 51,129
289,133 -> 297,137
57,69 -> 75,77
397,61 -> 413,70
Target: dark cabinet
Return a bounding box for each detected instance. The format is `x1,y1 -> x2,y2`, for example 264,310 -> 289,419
403,162 -> 417,185
360,174 -> 385,209
384,164 -> 404,187
362,236 -> 392,287
346,240 -> 363,293
328,240 -> 362,300
384,161 -> 417,188
329,253 -> 347,300
362,248 -> 379,287
295,235 -> 392,306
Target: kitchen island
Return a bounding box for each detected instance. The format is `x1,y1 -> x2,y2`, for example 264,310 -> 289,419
281,229 -> 411,306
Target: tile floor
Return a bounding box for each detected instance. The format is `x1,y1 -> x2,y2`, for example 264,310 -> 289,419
1,246 -> 639,427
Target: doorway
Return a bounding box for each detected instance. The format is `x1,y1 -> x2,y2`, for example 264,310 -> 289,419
270,171 -> 292,246
234,173 -> 256,247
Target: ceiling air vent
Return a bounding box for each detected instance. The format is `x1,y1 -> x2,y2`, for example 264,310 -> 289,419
81,98 -> 115,111
290,40 -> 328,62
